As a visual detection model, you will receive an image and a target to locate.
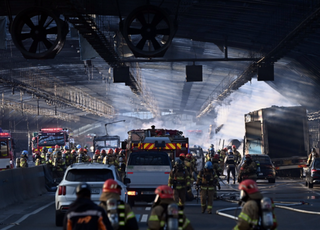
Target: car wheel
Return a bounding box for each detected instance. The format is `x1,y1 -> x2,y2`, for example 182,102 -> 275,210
55,210 -> 64,226
308,182 -> 313,188
268,178 -> 275,183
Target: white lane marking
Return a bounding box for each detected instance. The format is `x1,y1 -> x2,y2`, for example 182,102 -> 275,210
140,214 -> 148,222
145,207 -> 151,211
0,201 -> 54,230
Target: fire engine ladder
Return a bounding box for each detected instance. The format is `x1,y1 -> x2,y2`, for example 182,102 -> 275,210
59,0 -> 142,95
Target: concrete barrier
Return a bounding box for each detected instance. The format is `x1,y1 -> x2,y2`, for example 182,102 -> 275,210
0,165 -> 49,209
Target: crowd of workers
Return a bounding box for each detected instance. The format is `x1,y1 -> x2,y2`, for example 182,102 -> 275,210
13,142 -> 285,230
15,144 -> 127,183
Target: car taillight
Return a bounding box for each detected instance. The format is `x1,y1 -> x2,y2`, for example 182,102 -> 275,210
311,169 -> 319,173
58,186 -> 66,195
164,172 -> 170,174
127,191 -> 138,196
127,172 -> 133,174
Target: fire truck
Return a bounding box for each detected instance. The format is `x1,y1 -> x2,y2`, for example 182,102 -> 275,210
122,125 -> 189,161
0,131 -> 15,170
32,128 -> 69,159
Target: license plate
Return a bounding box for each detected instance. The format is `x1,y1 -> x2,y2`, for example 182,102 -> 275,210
91,188 -> 100,194
259,173 -> 263,175
141,191 -> 154,195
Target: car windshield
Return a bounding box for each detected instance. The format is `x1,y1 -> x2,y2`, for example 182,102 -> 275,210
128,152 -> 170,165
65,169 -> 114,182
38,133 -> 65,146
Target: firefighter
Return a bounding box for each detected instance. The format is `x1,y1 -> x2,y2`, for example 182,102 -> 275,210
63,182 -> 113,230
35,151 -> 46,166
99,179 -> 139,230
196,161 -> 218,214
208,144 -> 215,157
185,153 -> 195,200
54,145 -> 60,152
83,148 -> 91,162
53,150 -> 66,182
147,185 -> 194,230
34,151 -> 41,165
168,159 -> 191,209
219,148 -> 227,174
92,149 -> 100,163
103,149 -> 119,168
224,149 -> 236,184
98,149 -> 107,163
238,154 -> 257,182
118,150 -> 126,182
19,150 -> 29,168
211,154 -> 222,199
63,145 -> 71,166
46,148 -> 53,171
234,179 -> 278,230
232,145 -> 242,165
307,148 -> 320,165
76,148 -> 86,163
70,149 -> 77,164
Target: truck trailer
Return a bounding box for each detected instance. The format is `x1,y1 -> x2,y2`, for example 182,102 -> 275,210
244,106 -> 309,177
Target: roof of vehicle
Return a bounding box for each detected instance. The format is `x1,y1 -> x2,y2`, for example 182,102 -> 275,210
67,163 -> 117,170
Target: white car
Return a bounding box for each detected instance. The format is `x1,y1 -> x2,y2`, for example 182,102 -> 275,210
55,163 -> 129,226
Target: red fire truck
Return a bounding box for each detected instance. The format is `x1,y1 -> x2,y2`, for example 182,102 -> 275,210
32,128 -> 69,159
122,125 -> 189,161
0,132 -> 14,170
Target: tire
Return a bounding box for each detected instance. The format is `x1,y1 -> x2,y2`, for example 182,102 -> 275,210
308,182 -> 313,188
268,178 -> 275,183
55,210 -> 64,226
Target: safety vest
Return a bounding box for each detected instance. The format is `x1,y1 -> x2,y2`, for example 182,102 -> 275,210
20,157 -> 28,168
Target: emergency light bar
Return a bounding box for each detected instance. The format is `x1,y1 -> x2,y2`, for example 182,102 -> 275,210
0,133 -> 10,136
41,128 -> 63,132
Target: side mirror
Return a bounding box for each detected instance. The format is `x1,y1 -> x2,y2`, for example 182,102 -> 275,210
124,177 -> 131,185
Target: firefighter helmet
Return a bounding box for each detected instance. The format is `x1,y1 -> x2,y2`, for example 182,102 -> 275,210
102,179 -> 121,194
114,148 -> 120,153
64,145 -> 69,150
179,153 -> 186,158
186,153 -> 192,159
232,145 -> 236,149
55,145 -> 60,149
204,161 -> 213,169
48,148 -> 53,153
95,149 -> 100,155
239,179 -> 259,194
223,147 -> 228,151
101,149 -> 106,155
76,144 -> 81,149
107,149 -> 114,155
21,150 -> 28,156
71,149 -> 76,154
78,148 -> 84,154
155,185 -> 174,199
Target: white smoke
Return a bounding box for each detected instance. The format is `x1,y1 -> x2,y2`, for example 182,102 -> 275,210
212,78 -> 300,150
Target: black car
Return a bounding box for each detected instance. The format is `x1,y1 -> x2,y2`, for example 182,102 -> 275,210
305,158 -> 320,188
238,154 -> 276,183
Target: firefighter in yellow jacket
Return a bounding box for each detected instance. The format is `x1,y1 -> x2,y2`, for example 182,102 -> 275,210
234,179 -> 278,230
148,185 -> 194,230
168,159 -> 191,209
196,161 -> 218,214
99,179 -> 139,230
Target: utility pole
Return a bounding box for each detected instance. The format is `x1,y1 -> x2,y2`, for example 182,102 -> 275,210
105,120 -> 125,136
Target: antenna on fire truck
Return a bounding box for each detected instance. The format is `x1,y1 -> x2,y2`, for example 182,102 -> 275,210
105,120 -> 125,136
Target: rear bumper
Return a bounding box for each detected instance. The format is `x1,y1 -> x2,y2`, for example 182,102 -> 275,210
127,188 -> 156,202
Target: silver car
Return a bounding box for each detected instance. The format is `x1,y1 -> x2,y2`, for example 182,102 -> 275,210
55,163 -> 129,226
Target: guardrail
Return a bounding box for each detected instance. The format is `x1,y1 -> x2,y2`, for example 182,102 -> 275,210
0,165 -> 49,209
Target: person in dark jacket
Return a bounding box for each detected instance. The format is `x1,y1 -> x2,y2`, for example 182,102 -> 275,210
63,182 -> 113,230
